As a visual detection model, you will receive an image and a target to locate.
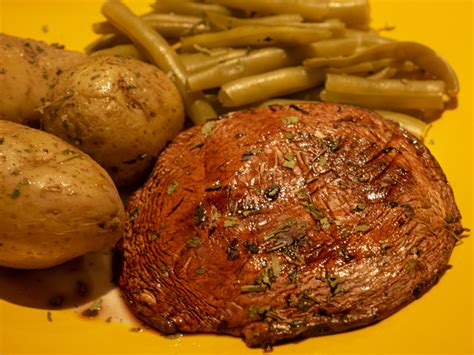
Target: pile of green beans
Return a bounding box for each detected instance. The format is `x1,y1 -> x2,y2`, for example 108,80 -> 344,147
89,0 -> 458,133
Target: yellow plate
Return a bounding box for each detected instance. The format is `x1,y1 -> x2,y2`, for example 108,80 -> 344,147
1,1 -> 472,354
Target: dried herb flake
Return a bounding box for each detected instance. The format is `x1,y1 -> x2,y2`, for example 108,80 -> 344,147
186,235 -> 202,248
283,152 -> 296,169
354,224 -> 369,232
281,115 -> 299,125
201,121 -> 215,136
166,180 -> 178,195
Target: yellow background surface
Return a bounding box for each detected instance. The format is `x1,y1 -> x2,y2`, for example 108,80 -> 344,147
0,1 -> 473,354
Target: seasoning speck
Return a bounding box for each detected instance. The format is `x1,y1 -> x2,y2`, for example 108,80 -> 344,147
281,115 -> 299,125
167,180 -> 178,195
47,311 -> 53,322
186,235 -> 202,248
283,152 -> 296,169
201,121 -> 215,136
82,298 -> 102,318
354,224 -> 370,232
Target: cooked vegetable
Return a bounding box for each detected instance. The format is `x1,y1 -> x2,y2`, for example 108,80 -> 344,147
0,120 -> 125,269
151,0 -> 232,17
320,73 -> 446,111
219,66 -> 326,107
101,0 -> 216,124
181,25 -> 333,50
188,47 -> 296,91
0,33 -> 86,127
304,41 -> 459,98
210,0 -> 370,27
85,33 -> 130,54
90,44 -> 146,60
42,56 -> 184,186
207,12 -> 304,30
179,48 -> 249,73
85,0 -> 458,121
375,110 -> 430,140
93,13 -> 210,38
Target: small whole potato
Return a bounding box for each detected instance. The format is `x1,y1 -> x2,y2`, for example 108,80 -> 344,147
0,120 -> 125,269
0,33 -> 86,127
42,56 -> 185,186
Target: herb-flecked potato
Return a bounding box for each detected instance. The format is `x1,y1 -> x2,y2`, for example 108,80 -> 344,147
42,56 -> 185,187
0,33 -> 86,127
0,120 -> 125,269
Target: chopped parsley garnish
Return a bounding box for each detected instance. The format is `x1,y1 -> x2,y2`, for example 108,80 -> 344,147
201,121 -> 215,136
243,241 -> 259,254
281,115 -> 299,125
241,148 -> 260,161
318,157 -> 327,167
186,235 -> 202,248
7,178 -> 29,199
248,305 -> 271,320
166,180 -> 178,195
283,151 -> 296,169
240,284 -> 267,293
129,207 -> 139,222
189,142 -> 205,150
354,224 -> 369,232
193,204 -> 205,224
82,298 -> 102,318
352,203 -> 365,212
227,239 -> 240,260
224,216 -> 239,228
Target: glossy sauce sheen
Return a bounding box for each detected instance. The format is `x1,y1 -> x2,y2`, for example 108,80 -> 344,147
118,103 -> 462,348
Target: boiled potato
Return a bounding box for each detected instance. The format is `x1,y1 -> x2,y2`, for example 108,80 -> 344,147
42,56 -> 185,186
0,33 -> 86,127
0,120 -> 125,269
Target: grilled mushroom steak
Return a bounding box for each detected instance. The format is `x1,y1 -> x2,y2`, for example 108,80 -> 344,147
118,103 -> 463,348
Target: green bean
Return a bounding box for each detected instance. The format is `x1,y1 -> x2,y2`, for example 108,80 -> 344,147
210,0 -> 370,28
93,13 -> 210,38
345,29 -> 393,47
375,110 -> 429,141
367,66 -> 397,80
102,0 -> 216,124
218,66 -> 326,107
181,25 -> 332,50
207,12 -> 304,30
329,58 -> 396,75
207,12 -> 345,36
321,73 -> 447,111
179,48 -> 248,73
188,47 -> 298,91
90,44 -> 146,60
293,37 -> 359,58
151,0 -> 231,17
85,33 -> 130,54
305,41 -> 458,98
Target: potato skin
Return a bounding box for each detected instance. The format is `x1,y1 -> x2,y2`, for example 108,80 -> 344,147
0,120 -> 125,269
0,33 -> 86,127
42,56 -> 185,186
